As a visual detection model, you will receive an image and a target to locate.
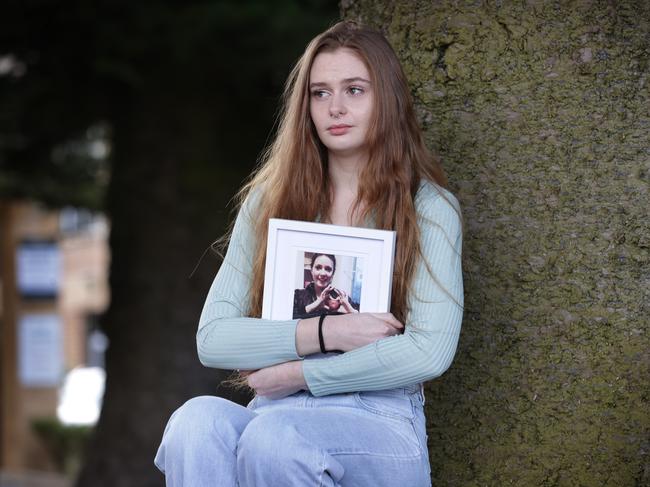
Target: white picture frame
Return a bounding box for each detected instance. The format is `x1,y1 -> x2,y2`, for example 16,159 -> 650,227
262,218 -> 396,320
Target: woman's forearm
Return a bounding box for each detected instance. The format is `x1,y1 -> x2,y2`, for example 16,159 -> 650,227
296,313 -> 404,356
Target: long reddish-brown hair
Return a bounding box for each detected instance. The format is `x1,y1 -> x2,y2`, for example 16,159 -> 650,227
234,21 -> 447,324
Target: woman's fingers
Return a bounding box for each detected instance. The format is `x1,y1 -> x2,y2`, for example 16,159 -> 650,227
369,312 -> 404,331
246,361 -> 306,398
319,285 -> 333,299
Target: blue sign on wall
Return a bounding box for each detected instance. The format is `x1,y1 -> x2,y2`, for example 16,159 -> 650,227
18,314 -> 64,387
16,240 -> 61,299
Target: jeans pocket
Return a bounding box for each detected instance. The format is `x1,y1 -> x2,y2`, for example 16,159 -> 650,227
354,389 -> 416,422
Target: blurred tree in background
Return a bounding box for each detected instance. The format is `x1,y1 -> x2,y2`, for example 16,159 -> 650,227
1,1 -> 339,485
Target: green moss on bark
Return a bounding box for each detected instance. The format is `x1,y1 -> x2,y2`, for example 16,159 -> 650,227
343,1 -> 649,485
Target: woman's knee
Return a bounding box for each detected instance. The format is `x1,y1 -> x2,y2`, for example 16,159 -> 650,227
156,396 -> 254,480
170,396 -> 226,426
163,396 -> 252,446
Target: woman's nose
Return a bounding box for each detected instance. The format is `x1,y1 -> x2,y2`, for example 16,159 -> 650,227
329,93 -> 346,118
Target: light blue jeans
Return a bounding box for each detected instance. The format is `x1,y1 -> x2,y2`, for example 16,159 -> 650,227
154,384 -> 431,486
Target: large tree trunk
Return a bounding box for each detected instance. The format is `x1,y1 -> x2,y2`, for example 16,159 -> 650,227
344,1 -> 649,485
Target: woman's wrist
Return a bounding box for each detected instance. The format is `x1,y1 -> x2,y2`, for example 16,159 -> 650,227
304,298 -> 322,314
295,317 -> 322,356
295,314 -> 346,355
321,314 -> 343,351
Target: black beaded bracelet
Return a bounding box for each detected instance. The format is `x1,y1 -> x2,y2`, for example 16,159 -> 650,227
318,313 -> 328,354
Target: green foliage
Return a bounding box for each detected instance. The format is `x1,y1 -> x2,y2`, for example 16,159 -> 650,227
345,1 -> 649,486
31,417 -> 93,478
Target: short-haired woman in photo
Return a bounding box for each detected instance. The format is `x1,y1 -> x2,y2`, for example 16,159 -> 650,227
155,20 -> 463,487
293,253 -> 360,319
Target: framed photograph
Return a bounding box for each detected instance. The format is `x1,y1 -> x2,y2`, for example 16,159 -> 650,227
262,218 -> 396,320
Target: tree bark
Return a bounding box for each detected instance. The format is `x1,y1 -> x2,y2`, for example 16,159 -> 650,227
344,1 -> 649,485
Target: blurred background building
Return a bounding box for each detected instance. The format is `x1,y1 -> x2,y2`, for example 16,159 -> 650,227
0,201 -> 109,483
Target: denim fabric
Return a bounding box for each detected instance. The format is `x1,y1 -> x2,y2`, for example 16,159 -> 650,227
154,385 -> 431,486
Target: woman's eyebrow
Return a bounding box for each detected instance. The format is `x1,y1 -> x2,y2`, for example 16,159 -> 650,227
309,77 -> 371,89
343,77 -> 371,84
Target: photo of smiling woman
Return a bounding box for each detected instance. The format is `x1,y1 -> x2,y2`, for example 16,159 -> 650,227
293,252 -> 361,319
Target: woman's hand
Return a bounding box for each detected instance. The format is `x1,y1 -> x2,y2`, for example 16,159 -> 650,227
337,289 -> 358,314
243,361 -> 306,399
323,312 -> 404,352
305,285 -> 333,314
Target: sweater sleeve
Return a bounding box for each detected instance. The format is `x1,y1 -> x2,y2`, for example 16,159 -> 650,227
196,195 -> 302,370
302,186 -> 464,396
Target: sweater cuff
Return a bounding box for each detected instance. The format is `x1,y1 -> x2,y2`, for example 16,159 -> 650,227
283,320 -> 301,357
302,359 -> 327,396
302,357 -> 351,397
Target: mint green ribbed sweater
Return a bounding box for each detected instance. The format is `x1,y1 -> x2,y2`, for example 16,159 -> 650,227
197,181 -> 464,397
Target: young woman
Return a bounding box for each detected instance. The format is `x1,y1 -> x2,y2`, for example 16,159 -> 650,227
155,20 -> 463,487
293,253 -> 359,319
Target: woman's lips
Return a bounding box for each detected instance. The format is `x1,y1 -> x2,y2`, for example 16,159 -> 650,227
327,124 -> 351,135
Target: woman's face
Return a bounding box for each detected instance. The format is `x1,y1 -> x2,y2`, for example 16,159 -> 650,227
311,255 -> 335,288
309,48 -> 374,161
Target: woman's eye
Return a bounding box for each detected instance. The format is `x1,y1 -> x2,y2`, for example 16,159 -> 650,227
311,90 -> 328,98
324,266 -> 332,272
349,86 -> 364,95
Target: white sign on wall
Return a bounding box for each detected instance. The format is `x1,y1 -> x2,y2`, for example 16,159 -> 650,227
18,314 -> 64,387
